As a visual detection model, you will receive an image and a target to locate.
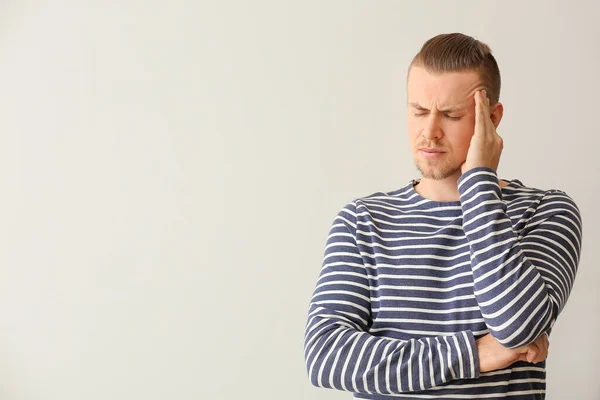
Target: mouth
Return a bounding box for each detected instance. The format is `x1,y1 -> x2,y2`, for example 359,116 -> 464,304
419,148 -> 445,158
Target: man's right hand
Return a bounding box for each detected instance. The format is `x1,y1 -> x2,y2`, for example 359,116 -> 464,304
476,332 -> 549,373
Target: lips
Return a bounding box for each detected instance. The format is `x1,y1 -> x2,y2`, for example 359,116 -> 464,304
419,148 -> 445,159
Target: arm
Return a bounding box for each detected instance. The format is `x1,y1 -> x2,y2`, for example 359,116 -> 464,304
304,202 -> 479,395
457,167 -> 583,348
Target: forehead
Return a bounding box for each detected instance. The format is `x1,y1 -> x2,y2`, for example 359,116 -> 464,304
407,66 -> 483,106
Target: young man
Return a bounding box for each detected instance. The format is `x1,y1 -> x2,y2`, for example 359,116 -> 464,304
304,33 -> 582,399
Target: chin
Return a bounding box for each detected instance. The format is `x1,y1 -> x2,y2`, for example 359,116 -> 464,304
416,162 -> 461,181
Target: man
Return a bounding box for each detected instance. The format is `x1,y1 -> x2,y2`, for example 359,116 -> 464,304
303,33 -> 582,399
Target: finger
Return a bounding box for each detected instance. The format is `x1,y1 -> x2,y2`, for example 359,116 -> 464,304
481,89 -> 489,111
483,89 -> 490,106
535,332 -> 548,352
533,350 -> 546,364
526,342 -> 540,363
475,90 -> 486,135
539,333 -> 549,351
543,332 -> 550,347
539,333 -> 550,359
531,338 -> 548,364
527,349 -> 538,363
531,336 -> 548,364
480,90 -> 493,137
532,349 -> 545,364
481,90 -> 495,138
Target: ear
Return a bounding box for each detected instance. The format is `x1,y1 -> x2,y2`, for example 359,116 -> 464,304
490,102 -> 504,128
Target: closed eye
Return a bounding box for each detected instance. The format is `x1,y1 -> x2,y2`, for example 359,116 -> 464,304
414,113 -> 461,120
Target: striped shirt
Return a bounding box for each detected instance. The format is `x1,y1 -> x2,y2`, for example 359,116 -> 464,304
304,167 -> 583,399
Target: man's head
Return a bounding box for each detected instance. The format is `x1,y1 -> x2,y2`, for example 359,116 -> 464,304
407,33 -> 504,181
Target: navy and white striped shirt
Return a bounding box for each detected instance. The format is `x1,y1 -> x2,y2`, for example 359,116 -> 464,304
304,167 -> 583,399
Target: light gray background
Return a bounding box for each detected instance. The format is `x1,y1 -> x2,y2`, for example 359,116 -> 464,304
0,1 -> 597,399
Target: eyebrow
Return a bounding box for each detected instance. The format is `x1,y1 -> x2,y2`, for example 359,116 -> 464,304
409,102 -> 466,113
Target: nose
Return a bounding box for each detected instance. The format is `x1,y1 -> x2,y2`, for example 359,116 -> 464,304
421,113 -> 443,140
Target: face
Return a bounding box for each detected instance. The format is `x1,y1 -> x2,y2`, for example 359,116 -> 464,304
407,66 -> 488,181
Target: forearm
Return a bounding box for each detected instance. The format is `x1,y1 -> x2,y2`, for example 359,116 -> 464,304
458,167 -> 580,348
304,306 -> 480,394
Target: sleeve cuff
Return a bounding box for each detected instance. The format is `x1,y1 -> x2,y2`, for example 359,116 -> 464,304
453,330 -> 480,380
457,167 -> 502,208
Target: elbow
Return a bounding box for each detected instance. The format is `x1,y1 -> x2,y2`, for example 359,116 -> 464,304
487,312 -> 555,349
307,370 -> 321,388
303,336 -> 324,388
484,295 -> 558,349
304,356 -> 326,388
304,328 -> 338,389
487,327 -> 541,349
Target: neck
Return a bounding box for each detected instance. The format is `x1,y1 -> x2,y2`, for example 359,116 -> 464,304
414,174 -> 462,202
414,173 -> 507,202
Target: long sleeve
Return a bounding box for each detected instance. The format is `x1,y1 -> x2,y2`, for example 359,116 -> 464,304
303,202 -> 479,395
457,167 -> 583,348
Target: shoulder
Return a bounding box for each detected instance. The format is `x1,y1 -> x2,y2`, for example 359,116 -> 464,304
536,189 -> 581,225
355,182 -> 415,206
507,179 -> 579,212
506,180 -> 582,233
502,179 -> 552,204
331,182 -> 415,227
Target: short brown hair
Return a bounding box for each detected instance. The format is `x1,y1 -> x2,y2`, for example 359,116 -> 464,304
408,33 -> 501,104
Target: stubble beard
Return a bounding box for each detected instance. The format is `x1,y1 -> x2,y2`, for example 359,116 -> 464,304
414,155 -> 461,180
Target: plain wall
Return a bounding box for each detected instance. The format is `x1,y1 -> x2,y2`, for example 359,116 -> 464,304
0,1 -> 598,399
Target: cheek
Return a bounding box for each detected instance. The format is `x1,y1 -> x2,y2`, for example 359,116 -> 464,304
453,123 -> 475,153
406,118 -> 418,133
407,120 -> 421,141
439,121 -> 471,153
455,119 -> 474,139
